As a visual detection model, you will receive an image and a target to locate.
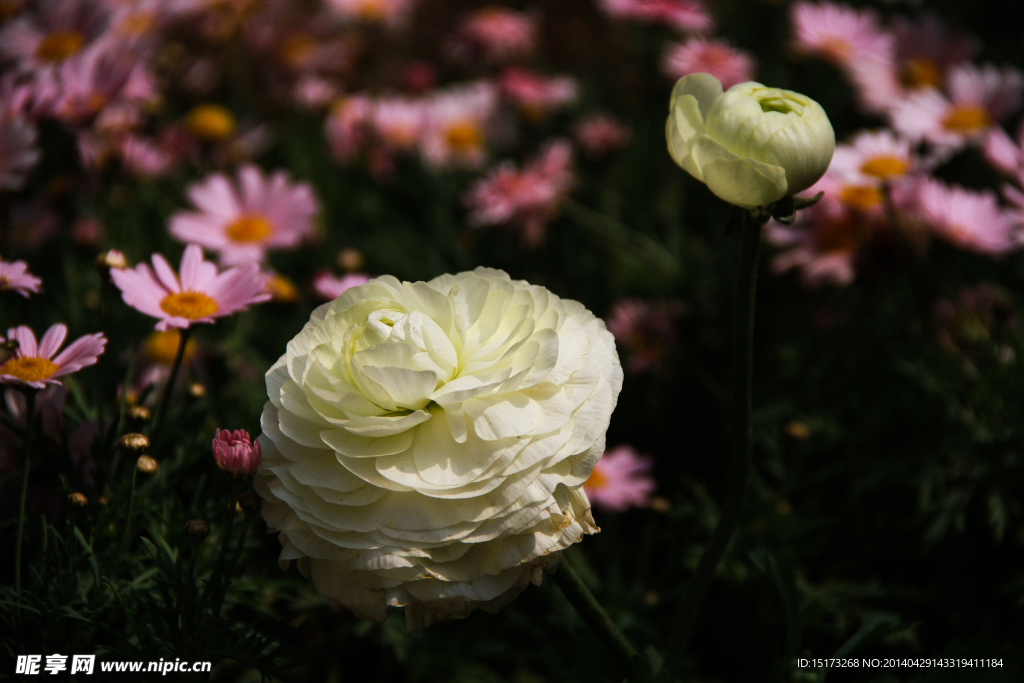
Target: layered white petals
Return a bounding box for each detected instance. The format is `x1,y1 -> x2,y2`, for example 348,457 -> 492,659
667,73 -> 835,208
257,268 -> 622,629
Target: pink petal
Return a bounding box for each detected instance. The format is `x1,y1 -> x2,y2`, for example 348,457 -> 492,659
52,332 -> 107,375
178,244 -> 205,290
12,326 -> 38,357
151,252 -> 181,293
37,323 -> 68,359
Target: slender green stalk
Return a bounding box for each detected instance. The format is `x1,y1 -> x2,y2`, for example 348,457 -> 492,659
562,199 -> 678,275
551,556 -> 639,676
213,507 -> 256,619
152,327 -> 192,437
14,388 -> 37,625
666,213 -> 762,676
120,466 -> 138,554
203,493 -> 238,616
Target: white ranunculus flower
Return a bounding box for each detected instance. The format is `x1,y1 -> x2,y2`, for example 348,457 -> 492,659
667,73 -> 835,209
256,267 -> 622,629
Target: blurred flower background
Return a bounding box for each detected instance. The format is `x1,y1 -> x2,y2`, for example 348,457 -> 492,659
1,0 -> 1023,680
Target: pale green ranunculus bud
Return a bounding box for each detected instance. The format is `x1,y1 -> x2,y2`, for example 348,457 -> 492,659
667,73 -> 835,209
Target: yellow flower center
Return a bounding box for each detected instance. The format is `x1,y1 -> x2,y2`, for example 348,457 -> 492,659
900,58 -> 942,90
144,330 -> 197,365
860,155 -> 908,180
268,274 -> 299,303
160,291 -> 218,319
818,36 -> 852,64
816,216 -> 863,253
278,33 -> 317,69
942,105 -> 991,133
36,30 -> 86,62
119,13 -> 157,36
445,122 -> 483,153
185,104 -> 236,142
0,275 -> 10,290
355,0 -> 388,20
840,185 -> 884,211
0,356 -> 58,383
225,214 -> 272,243
584,466 -> 607,491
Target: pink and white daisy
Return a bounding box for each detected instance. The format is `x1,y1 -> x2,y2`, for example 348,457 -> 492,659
573,114 -> 632,159
916,179 -> 1019,256
0,259 -> 42,297
600,0 -> 713,34
891,64 -> 1024,150
584,445 -> 656,513
448,7 -> 536,64
325,94 -> 372,164
311,270 -> 370,301
791,1 -> 892,67
325,0 -> 417,27
0,0 -> 111,73
0,324 -> 106,389
829,129 -> 917,186
109,243 -> 271,331
662,39 -> 755,90
169,165 -> 320,265
766,194 -> 866,287
498,68 -> 577,120
605,298 -> 681,373
891,13 -> 979,93
465,139 -> 573,247
419,82 -> 497,169
369,96 -> 425,151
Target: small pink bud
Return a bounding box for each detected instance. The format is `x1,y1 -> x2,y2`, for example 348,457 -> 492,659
212,429 -> 262,480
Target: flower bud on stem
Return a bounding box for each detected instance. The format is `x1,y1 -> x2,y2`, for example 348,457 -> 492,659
666,210 -> 761,677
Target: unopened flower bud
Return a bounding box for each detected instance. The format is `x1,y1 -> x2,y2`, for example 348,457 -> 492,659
185,519 -> 210,541
96,249 -> 128,275
127,405 -> 152,426
137,455 -> 159,475
212,429 -> 262,480
237,490 -> 262,513
68,492 -> 88,507
119,433 -> 150,455
188,382 -> 206,398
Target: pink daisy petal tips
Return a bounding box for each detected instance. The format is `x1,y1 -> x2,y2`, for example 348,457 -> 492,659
110,244 -> 271,331
584,445 -> 656,513
212,429 -> 262,480
0,324 -> 107,390
0,259 -> 43,297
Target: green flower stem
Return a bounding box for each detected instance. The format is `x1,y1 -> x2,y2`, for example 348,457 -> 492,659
552,556 -> 639,676
152,327 -> 192,439
666,212 -> 761,676
120,465 -> 138,554
203,492 -> 238,616
14,388 -> 37,627
213,506 -> 256,619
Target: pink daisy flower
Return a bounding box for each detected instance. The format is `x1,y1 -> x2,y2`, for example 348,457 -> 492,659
311,270 -> 371,301
916,179 -> 1019,256
766,192 -> 866,287
584,445 -> 656,513
0,0 -> 111,72
573,114 -> 632,159
0,259 -> 42,297
600,0 -> 713,33
325,95 -> 372,164
109,243 -> 271,331
169,165 -> 320,266
325,0 -> 417,26
605,298 -> 681,373
892,13 -> 979,93
891,64 -> 1024,150
0,324 -> 107,389
465,139 -> 573,247
662,39 -> 756,90
983,122 -> 1024,179
369,96 -> 426,151
498,67 -> 577,120
420,82 -> 497,169
448,6 -> 536,64
791,1 -> 892,68
829,129 -> 917,186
